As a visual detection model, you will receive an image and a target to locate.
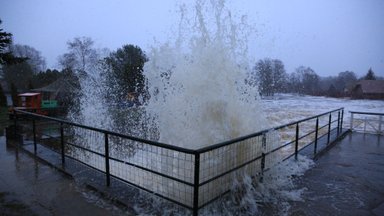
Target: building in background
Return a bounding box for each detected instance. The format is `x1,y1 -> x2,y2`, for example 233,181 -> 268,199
352,80 -> 384,99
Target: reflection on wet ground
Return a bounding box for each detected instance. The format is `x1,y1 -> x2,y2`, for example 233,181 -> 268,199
288,133 -> 384,216
0,135 -> 129,216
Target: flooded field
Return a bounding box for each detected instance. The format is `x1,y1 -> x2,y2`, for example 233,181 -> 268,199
262,94 -> 384,127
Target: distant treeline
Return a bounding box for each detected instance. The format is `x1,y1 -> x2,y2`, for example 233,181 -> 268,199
249,58 -> 381,98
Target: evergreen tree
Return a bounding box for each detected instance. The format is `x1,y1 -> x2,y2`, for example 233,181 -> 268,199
0,20 -> 26,65
0,19 -> 13,65
364,68 -> 376,80
104,44 -> 148,104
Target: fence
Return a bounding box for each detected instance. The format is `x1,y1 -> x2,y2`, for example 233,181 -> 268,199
12,107 -> 344,215
350,111 -> 384,135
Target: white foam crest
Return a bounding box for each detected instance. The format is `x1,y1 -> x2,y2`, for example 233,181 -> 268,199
199,155 -> 314,215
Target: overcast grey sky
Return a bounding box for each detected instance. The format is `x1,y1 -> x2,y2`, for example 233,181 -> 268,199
1,0 -> 383,77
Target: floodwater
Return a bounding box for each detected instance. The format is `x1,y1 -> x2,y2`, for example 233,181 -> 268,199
262,94 -> 384,127
0,135 -> 129,216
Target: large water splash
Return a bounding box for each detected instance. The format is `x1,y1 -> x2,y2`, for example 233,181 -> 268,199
71,0 -> 268,149
68,1 -> 314,215
144,0 -> 268,149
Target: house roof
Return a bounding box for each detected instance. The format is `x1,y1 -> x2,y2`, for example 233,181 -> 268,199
355,80 -> 384,94
18,92 -> 40,97
32,77 -> 78,93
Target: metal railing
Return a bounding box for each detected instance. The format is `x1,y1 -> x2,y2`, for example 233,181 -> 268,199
350,111 -> 384,135
11,107 -> 345,215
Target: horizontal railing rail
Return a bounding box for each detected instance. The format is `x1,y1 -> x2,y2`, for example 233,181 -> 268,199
14,109 -> 197,154
11,107 -> 345,216
196,108 -> 343,153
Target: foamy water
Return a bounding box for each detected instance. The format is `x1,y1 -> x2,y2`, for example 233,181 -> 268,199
262,94 -> 384,127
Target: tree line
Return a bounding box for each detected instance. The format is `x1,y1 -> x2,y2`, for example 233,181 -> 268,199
250,58 -> 381,97
0,19 -> 147,107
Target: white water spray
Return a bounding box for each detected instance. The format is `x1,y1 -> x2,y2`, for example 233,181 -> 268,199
69,1 -> 315,215
144,0 -> 268,149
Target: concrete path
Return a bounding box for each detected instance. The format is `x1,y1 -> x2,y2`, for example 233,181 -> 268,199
288,132 -> 384,216
0,135 -> 129,216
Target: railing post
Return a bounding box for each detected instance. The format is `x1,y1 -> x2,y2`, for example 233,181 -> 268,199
260,133 -> 266,182
327,113 -> 332,144
314,117 -> 319,155
104,133 -> 110,186
295,123 -> 299,160
340,109 -> 344,132
364,117 -> 367,133
193,153 -> 200,216
337,111 -> 340,136
13,111 -> 17,137
379,115 -> 383,133
33,118 -> 37,154
350,112 -> 353,131
60,122 -> 65,164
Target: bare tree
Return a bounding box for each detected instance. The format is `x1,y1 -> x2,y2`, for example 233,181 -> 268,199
254,58 -> 273,96
3,61 -> 34,89
288,71 -> 302,94
271,59 -> 287,93
302,67 -> 319,95
291,66 -> 319,95
253,58 -> 287,96
58,37 -> 99,75
9,44 -> 46,73
336,71 -> 357,94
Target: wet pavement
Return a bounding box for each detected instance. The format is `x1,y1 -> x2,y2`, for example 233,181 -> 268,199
1,123 -> 384,215
288,132 -> 384,216
0,135 -> 129,216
